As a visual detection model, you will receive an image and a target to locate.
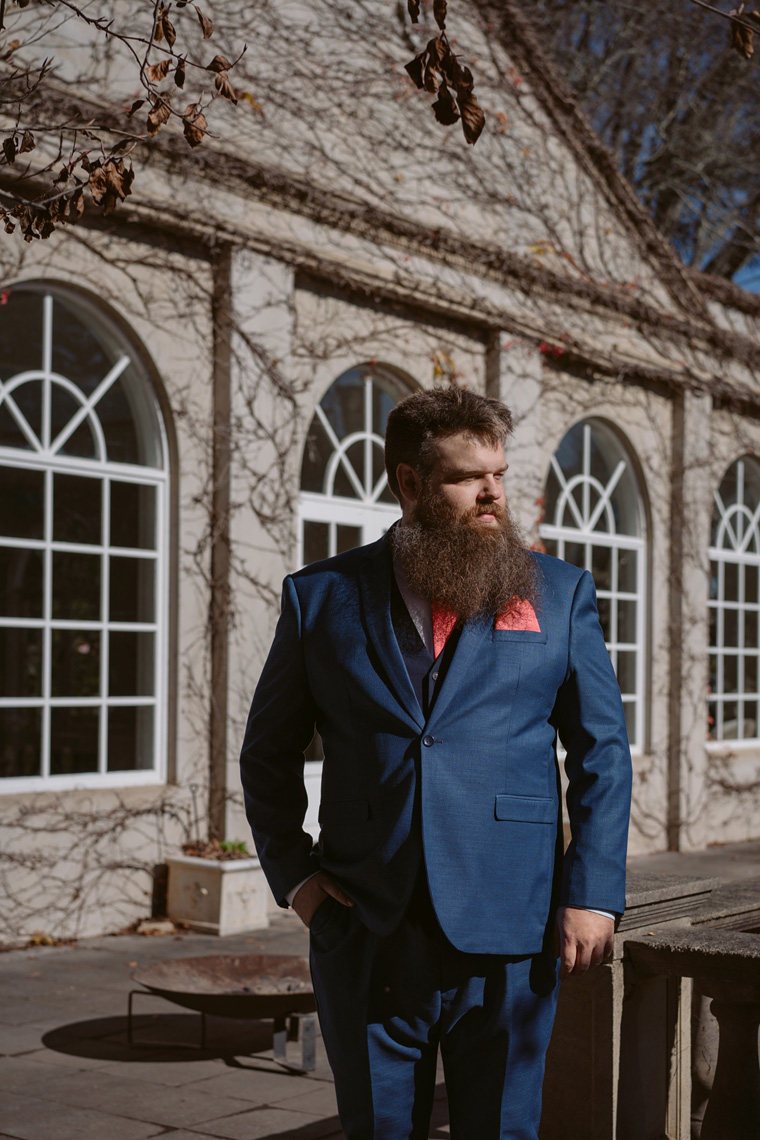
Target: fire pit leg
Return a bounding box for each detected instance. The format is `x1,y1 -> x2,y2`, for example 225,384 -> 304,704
272,1012 -> 317,1071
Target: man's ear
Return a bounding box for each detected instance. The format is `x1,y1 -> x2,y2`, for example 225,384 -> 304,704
395,462 -> 420,509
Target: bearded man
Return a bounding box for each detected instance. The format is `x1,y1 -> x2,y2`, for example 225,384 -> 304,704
240,386 -> 632,1140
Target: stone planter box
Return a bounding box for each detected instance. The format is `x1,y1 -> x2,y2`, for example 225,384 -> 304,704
166,854 -> 270,936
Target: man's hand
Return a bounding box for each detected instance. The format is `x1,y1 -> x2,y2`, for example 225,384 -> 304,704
555,906 -> 615,980
291,870 -> 354,928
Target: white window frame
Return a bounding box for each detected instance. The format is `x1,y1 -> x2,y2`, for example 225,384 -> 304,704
0,290 -> 169,793
708,456 -> 760,747
540,420 -> 647,753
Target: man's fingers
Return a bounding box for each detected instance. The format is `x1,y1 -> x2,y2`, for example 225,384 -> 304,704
559,938 -> 576,981
322,878 -> 354,907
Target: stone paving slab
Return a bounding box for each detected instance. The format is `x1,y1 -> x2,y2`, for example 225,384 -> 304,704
183,1105 -> 339,1139
191,1067 -> 326,1105
0,1091 -> 163,1140
269,1084 -> 340,1117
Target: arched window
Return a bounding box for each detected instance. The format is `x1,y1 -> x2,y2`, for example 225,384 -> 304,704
298,365 -> 406,565
709,456 -> 760,743
539,420 -> 646,750
0,286 -> 168,791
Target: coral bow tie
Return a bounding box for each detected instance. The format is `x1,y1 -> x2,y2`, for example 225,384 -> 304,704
431,598 -> 541,659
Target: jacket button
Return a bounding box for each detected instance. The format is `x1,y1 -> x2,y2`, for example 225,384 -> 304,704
422,735 -> 434,747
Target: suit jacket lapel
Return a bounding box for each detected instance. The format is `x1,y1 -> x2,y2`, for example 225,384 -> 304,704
427,614 -> 492,728
357,536 -> 425,730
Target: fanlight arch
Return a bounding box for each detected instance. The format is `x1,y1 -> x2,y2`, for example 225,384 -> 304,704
298,365 -> 409,565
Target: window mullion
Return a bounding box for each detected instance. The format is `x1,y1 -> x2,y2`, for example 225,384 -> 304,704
100,478 -> 110,773
41,466 -> 52,779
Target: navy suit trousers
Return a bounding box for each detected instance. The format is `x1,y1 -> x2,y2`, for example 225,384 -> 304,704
309,876 -> 560,1140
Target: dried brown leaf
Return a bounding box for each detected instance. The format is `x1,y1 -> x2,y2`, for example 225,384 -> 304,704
214,70 -> 238,103
126,98 -> 145,118
146,96 -> 171,136
146,58 -> 171,83
407,0 -> 420,23
2,136 -> 16,164
1,39 -> 20,60
206,54 -> 232,72
405,53 -> 425,89
195,5 -> 213,38
432,82 -> 459,126
423,62 -> 441,93
174,57 -> 186,87
19,129 -> 34,154
456,90 -> 485,145
730,9 -> 755,57
160,11 -> 176,49
183,102 -> 207,146
88,165 -> 108,204
433,0 -> 447,29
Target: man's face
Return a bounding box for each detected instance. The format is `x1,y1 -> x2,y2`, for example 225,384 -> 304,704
416,432 -> 508,529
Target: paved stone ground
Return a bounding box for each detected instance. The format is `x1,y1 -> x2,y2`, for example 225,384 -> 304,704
0,910 -> 450,1140
1,839 -> 757,1140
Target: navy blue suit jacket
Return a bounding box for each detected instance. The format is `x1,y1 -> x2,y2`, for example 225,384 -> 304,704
240,537 -> 632,956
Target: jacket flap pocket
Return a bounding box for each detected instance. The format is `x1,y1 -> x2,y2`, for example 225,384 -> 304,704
494,794 -> 555,824
318,798 -> 370,825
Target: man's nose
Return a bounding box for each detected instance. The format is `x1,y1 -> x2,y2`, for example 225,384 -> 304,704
478,476 -> 503,500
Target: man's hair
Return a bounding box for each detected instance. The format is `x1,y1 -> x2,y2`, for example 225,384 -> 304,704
384,386 -> 514,499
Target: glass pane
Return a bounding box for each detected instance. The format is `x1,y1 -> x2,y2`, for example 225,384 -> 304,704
747,564 -> 759,603
51,296 -> 111,397
320,370 -> 364,440
300,416 -> 332,494
336,525 -> 362,555
742,459 -> 760,513
51,630 -> 101,697
53,473 -> 101,545
109,556 -> 154,622
344,440 -> 366,494
541,537 -> 558,558
110,482 -> 156,550
0,627 -> 42,697
50,707 -> 99,774
722,701 -> 739,740
618,548 -> 637,593
0,466 -> 44,539
709,562 -> 719,601
0,547 -> 43,617
743,701 -> 758,740
591,544 -> 612,592
707,700 -> 717,741
52,552 -> 100,620
379,480 -> 397,505
623,701 -> 636,745
303,520 -> 329,566
597,596 -> 611,641
708,653 -> 718,694
10,380 -> 43,443
554,423 -> 583,478
588,486 -> 609,532
107,706 -> 154,771
724,608 -> 739,649
617,600 -> 637,645
372,380 -> 397,437
372,440 -> 386,496
333,456 -> 360,499
0,401 -> 32,450
109,631 -> 155,696
724,654 -> 738,695
745,609 -> 759,650
0,291 -> 43,381
0,707 -> 41,777
50,384 -> 92,456
724,561 -> 739,603
564,542 -> 584,570
543,466 -> 561,525
746,654 -> 758,694
708,606 -> 718,650
96,377 -> 140,464
59,417 -> 98,460
616,651 -> 636,696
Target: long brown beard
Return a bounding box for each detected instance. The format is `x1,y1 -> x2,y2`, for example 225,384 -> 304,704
390,487 -> 537,622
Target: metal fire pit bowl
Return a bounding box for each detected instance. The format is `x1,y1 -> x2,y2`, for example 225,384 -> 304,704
128,954 -> 318,1068
132,954 -> 315,1019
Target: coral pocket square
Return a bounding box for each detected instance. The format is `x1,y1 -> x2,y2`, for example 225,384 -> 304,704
495,598 -> 541,632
